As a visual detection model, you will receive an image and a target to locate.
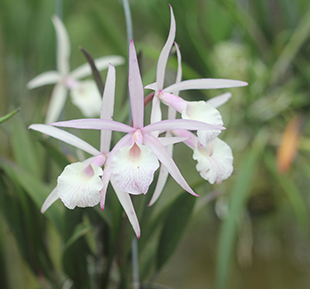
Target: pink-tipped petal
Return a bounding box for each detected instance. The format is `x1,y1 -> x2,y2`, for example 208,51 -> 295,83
164,79 -> 248,93
70,56 -> 124,79
29,124 -> 100,156
157,136 -> 187,146
52,15 -> 70,75
111,178 -> 141,238
156,5 -> 176,90
45,83 -> 68,124
144,134 -> 198,197
129,40 -> 144,128
27,71 -> 61,89
51,118 -> 134,133
100,64 -> 116,153
41,188 -> 59,213
206,92 -> 232,108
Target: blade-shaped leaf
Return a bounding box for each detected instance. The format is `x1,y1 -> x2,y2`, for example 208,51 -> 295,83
156,192 -> 196,270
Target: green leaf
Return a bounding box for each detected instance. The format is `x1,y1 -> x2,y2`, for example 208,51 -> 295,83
216,130 -> 268,289
63,223 -> 93,251
9,114 -> 42,177
0,157 -> 63,234
156,192 -> 196,271
0,108 -> 20,124
263,151 -> 308,227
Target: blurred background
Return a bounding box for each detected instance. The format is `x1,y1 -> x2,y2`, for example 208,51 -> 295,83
1,0 -> 310,288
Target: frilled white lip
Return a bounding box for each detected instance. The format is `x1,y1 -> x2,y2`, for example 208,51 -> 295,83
193,138 -> 233,184
56,162 -> 104,209
110,142 -> 160,195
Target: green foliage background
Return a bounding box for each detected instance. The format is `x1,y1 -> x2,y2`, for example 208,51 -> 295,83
1,0 -> 310,288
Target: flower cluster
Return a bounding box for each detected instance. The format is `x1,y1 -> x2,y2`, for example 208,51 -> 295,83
29,6 -> 247,237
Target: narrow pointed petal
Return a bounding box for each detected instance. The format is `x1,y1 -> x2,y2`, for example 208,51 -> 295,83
206,92 -> 232,108
150,94 -> 162,126
144,134 -> 198,197
172,129 -> 196,149
148,163 -> 169,206
45,83 -> 68,124
100,168 -> 112,209
129,40 -> 144,128
29,124 -> 100,155
156,5 -> 176,90
51,118 -> 134,133
143,119 -> 225,134
145,82 -> 157,91
100,64 -> 115,153
148,131 -> 174,206
70,80 -> 102,117
27,71 -> 61,89
164,79 -> 248,93
157,136 -> 187,146
41,188 -> 59,213
111,178 -> 141,238
173,42 -> 182,95
70,55 -> 124,79
52,15 -> 70,75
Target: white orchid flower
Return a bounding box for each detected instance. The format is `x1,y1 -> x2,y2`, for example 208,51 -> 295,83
27,15 -> 124,124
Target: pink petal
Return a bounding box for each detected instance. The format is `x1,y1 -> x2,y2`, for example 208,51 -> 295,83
164,78 -> 248,93
111,178 -> 141,238
29,124 -> 101,155
143,119 -> 225,134
129,40 -> 144,128
27,71 -> 61,89
100,64 -> 116,153
144,134 -> 198,197
51,118 -> 134,133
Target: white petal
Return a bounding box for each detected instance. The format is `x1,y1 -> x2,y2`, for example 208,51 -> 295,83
45,83 -> 68,124
52,15 -> 70,75
164,78 -> 248,93
41,188 -> 59,213
70,80 -> 101,117
27,71 -> 61,89
70,55 -> 125,79
156,5 -> 176,90
110,143 -> 159,195
182,101 -> 223,146
206,92 -> 232,108
100,64 -> 116,153
29,124 -> 100,156
193,138 -> 233,184
57,162 -> 103,209
111,178 -> 141,238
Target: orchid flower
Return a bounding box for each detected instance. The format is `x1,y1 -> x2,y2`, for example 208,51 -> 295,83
48,40 -> 225,210
29,65 -> 141,237
173,130 -> 233,184
145,5 -> 247,146
27,15 -> 124,124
